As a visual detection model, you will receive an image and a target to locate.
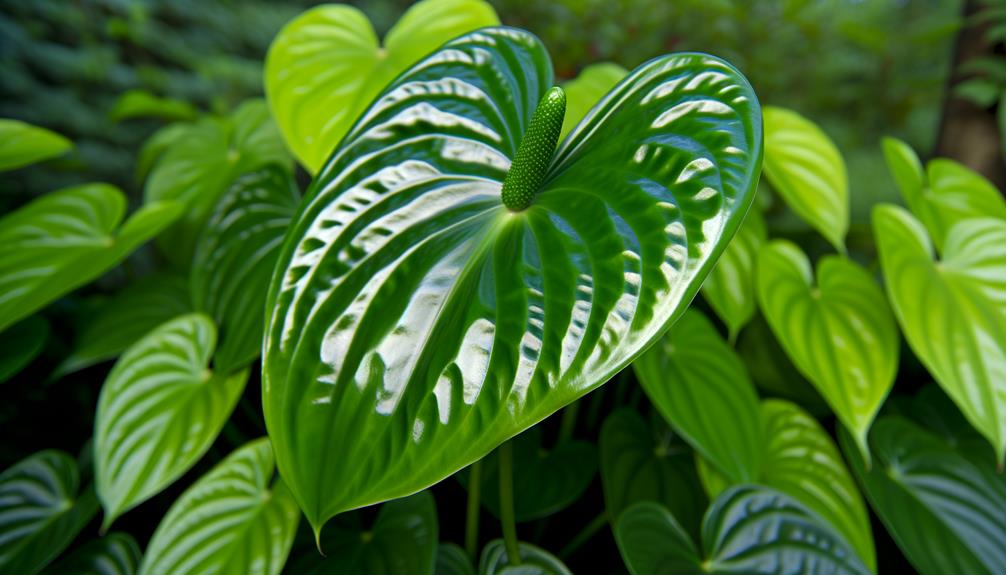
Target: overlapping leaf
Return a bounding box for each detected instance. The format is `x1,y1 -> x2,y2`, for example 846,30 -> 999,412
736,315 -> 828,413
479,540 -> 571,575
263,27 -> 762,533
701,208 -> 766,340
264,0 -> 499,173
0,315 -> 48,383
873,205 -> 1006,462
42,533 -> 141,575
0,118 -> 72,172
0,450 -> 99,575
436,543 -> 476,575
761,106 -> 848,252
139,439 -> 300,575
191,165 -> 299,372
560,63 -> 628,138
0,184 -> 181,332
94,314 -> 248,527
757,240 -> 898,456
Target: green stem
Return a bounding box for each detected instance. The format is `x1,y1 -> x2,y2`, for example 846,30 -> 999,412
557,400 -> 579,444
558,511 -> 608,558
498,440 -> 522,565
465,460 -> 483,560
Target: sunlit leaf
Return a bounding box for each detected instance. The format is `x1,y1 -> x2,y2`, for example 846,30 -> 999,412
94,314 -> 249,528
264,0 -> 499,173
41,533 -> 141,575
0,184 -> 182,332
560,63 -> 628,138
479,540 -> 571,575
0,118 -> 72,172
873,204 -> 1006,463
701,208 -> 766,341
0,315 -> 48,383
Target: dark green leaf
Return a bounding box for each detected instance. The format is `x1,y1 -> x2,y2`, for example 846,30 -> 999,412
953,78 -> 1001,108
0,118 -> 73,172
478,540 -> 571,575
436,543 -> 476,575
0,315 -> 48,383
41,533 -> 141,575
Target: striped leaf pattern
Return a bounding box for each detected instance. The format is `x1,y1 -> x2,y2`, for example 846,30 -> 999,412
0,450 -> 99,575
874,205 -> 1006,463
0,183 -> 181,332
138,439 -> 300,575
757,240 -> 898,457
263,27 -> 762,532
42,533 -> 141,575
191,165 -> 299,373
701,207 -> 766,341
94,314 -> 249,528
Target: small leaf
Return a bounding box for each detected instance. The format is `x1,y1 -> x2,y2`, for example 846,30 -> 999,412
287,492 -> 438,574
615,486 -> 871,575
57,273 -> 191,376
0,315 -> 48,383
599,409 -> 707,538
191,166 -> 299,373
841,417 -> 1006,575
109,90 -> 199,123
762,106 -> 848,252
144,100 -> 290,264
41,533 -> 141,575
478,540 -> 572,575
634,310 -> 763,483
94,314 -> 249,527
265,0 -> 499,173
457,426 -> 596,522
953,77 -> 1001,108
0,450 -> 100,575
436,543 -> 476,575
138,439 -> 300,575
0,118 -> 72,172
560,63 -> 628,138
756,240 -> 898,456
701,208 -> 767,341
0,184 -> 182,332
873,205 -> 1006,463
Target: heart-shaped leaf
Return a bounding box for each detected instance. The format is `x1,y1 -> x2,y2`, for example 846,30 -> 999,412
94,314 -> 249,528
191,165 -> 300,372
0,184 -> 182,332
41,533 -> 141,575
0,315 -> 48,383
599,409 -> 707,538
263,27 -> 762,534
264,0 -> 499,173
756,240 -> 898,456
873,205 -> 1006,462
735,315 -> 828,414
560,63 -> 628,138
840,416 -> 1006,575
0,118 -> 72,172
634,310 -> 763,483
882,137 -> 1006,250
761,106 -> 847,252
701,208 -> 766,341
138,438 -> 300,575
57,273 -> 192,377
436,543 -> 476,575
0,450 -> 99,575
144,99 -> 290,263
478,540 -> 571,575
457,426 -> 596,522
287,491 -> 438,574
615,485 -> 870,575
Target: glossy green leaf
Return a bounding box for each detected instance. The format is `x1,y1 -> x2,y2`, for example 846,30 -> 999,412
139,438 -> 300,575
264,0 -> 500,173
0,184 -> 182,333
735,314 -> 828,413
882,137 -> 1006,250
436,543 -> 476,575
0,315 -> 48,383
263,27 -> 762,533
191,166 -> 299,373
701,208 -> 766,341
560,63 -> 628,138
599,409 -> 707,538
57,273 -> 191,376
634,310 -> 763,483
287,492 -> 438,574
615,486 -> 870,575
144,99 -> 290,263
109,89 -> 199,123
762,106 -> 848,252
0,450 -> 100,575
0,118 -> 72,172
136,123 -> 189,182
94,314 -> 249,528
756,240 -> 898,456
41,533 -> 141,575
873,205 -> 1006,462
458,426 -> 596,522
841,417 -> 1006,575
479,540 -> 571,575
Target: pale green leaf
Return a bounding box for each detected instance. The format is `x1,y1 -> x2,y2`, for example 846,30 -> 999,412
0,118 -> 72,172
701,208 -> 767,341
560,63 -> 628,139
0,315 -> 48,383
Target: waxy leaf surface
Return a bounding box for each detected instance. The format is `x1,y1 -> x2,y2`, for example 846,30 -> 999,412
263,27 -> 762,533
701,208 -> 766,340
479,540 -> 572,575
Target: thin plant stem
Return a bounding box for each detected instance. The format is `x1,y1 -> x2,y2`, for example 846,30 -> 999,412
558,511 -> 608,559
558,400 -> 580,444
498,440 -> 522,565
465,460 -> 483,560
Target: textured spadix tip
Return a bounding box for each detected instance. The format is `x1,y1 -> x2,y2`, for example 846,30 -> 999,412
501,86 -> 566,212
